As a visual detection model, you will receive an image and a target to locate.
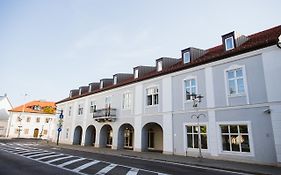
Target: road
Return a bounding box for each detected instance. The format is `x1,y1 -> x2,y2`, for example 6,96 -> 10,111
0,139 -> 250,175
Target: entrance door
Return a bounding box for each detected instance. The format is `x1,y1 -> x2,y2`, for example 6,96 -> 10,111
33,128 -> 39,138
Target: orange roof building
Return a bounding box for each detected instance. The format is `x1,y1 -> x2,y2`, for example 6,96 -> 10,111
9,100 -> 56,114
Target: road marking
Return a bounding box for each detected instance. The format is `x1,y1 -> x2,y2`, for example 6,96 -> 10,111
21,151 -> 47,156
36,153 -> 64,161
96,163 -> 117,175
126,168 -> 139,175
72,160 -> 100,172
14,150 -> 36,154
27,152 -> 55,158
57,157 -> 86,167
46,155 -> 74,163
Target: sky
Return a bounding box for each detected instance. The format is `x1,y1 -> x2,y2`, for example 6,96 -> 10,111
0,0 -> 280,107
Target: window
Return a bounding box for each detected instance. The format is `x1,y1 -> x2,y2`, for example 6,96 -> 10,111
45,118 -> 49,123
106,129 -> 113,146
26,117 -> 31,122
105,97 -> 111,108
226,67 -> 245,95
113,76 -> 117,85
100,81 -> 104,89
36,117 -> 40,123
220,125 -> 250,153
134,69 -> 139,79
186,125 -> 208,149
66,128 -> 69,139
124,128 -> 133,148
146,87 -> 159,106
157,61 -> 162,72
183,52 -> 191,64
43,130 -> 48,135
122,92 -> 132,109
78,104 -> 83,115
148,129 -> 154,149
33,105 -> 41,111
184,79 -> 196,100
90,101 -> 96,113
17,117 -> 22,122
68,106 -> 72,116
225,37 -> 234,50
24,129 -> 29,134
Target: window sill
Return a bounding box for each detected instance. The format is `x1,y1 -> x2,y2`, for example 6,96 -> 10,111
227,93 -> 246,98
186,148 -> 209,152
145,104 -> 159,109
220,150 -> 253,157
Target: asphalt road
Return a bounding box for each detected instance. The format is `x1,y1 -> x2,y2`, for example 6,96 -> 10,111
0,139 -> 249,175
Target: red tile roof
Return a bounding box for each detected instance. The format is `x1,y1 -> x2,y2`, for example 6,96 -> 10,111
57,25 -> 281,104
9,100 -> 56,114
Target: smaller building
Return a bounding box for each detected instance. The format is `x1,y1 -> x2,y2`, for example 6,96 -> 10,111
0,95 -> 13,137
7,100 -> 56,140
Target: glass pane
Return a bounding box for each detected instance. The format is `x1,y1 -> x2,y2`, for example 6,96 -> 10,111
221,125 -> 229,133
201,134 -> 208,149
147,95 -> 152,105
222,135 -> 230,151
230,135 -> 240,151
185,80 -> 190,87
239,125 -> 248,133
187,126 -> 192,133
187,134 -> 193,148
200,126 -> 207,133
193,126 -> 198,133
229,80 -> 236,94
241,135 -> 250,152
194,134 -> 198,148
191,79 -> 196,86
226,37 -> 234,49
237,78 -> 245,93
186,90 -> 191,100
230,125 -> 238,133
236,68 -> 243,77
191,87 -> 196,94
184,52 -> 191,64
227,70 -> 235,79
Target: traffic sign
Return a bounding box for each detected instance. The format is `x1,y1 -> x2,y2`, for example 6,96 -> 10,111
59,113 -> 64,119
57,128 -> 62,132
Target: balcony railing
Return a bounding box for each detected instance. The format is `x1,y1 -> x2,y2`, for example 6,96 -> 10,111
93,108 -> 117,122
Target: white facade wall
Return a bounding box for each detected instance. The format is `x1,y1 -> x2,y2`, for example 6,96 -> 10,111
0,96 -> 12,137
56,45 -> 281,165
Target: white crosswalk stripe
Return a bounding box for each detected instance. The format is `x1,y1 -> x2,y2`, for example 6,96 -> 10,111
46,155 -> 74,164
57,157 -> 86,167
27,152 -> 55,158
22,151 -> 47,156
36,153 -> 64,161
96,163 -> 117,175
126,168 -> 139,175
72,160 -> 100,172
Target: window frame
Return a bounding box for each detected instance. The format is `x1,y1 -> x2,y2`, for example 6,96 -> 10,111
113,76 -> 117,85
225,36 -> 235,51
183,51 -> 191,64
145,86 -> 159,107
157,60 -> 163,72
90,100 -> 96,113
77,104 -> 84,115
183,76 -> 198,102
134,69 -> 139,79
216,121 -> 254,156
122,91 -> 132,110
224,64 -> 249,105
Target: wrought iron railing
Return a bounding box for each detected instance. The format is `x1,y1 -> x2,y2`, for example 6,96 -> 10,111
93,108 -> 117,122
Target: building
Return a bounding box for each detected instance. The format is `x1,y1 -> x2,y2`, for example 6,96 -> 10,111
7,100 -> 56,140
0,94 -> 13,137
55,25 -> 281,166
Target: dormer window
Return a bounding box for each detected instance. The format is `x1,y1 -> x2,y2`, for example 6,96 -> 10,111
79,89 -> 82,95
134,69 -> 139,79
89,85 -> 92,92
225,36 -> 235,51
157,61 -> 162,72
113,76 -> 117,85
183,52 -> 191,64
100,81 -> 104,89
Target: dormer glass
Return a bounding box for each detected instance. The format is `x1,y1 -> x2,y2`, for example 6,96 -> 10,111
225,36 -> 235,50
89,85 -> 92,92
100,81 -> 103,89
113,76 -> 117,85
134,69 -> 139,79
157,61 -> 163,72
183,52 -> 191,64
79,89 -> 82,95
69,91 -> 72,98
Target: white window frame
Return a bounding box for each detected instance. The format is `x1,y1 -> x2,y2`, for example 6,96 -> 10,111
78,104 -> 83,115
100,81 -> 104,89
105,96 -> 112,108
183,122 -> 209,152
224,64 -> 249,105
134,69 -> 139,79
157,61 -> 163,72
183,51 -> 191,64
68,106 -> 72,116
145,86 -> 159,107
216,121 -> 254,156
113,76 -> 117,85
122,91 -> 132,110
225,36 -> 235,51
90,101 -> 96,113
183,76 -> 198,102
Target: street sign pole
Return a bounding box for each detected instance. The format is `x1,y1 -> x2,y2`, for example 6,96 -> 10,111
56,110 -> 64,146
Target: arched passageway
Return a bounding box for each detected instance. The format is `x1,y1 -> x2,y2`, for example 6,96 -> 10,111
84,125 -> 96,146
118,123 -> 134,149
142,122 -> 163,152
73,126 -> 83,145
99,125 -> 113,148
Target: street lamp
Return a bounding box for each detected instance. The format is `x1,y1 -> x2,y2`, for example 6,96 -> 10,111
190,94 -> 206,159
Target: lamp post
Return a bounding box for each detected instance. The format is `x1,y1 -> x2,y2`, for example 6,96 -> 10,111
190,94 -> 206,159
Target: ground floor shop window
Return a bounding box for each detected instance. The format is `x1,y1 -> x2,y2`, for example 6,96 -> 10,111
220,124 -> 250,153
148,129 -> 155,149
106,129 -> 113,147
186,125 -> 208,149
124,128 -> 133,148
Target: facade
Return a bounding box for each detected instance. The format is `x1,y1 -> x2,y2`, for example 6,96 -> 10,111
7,100 -> 56,140
56,25 -> 281,166
0,95 -> 13,137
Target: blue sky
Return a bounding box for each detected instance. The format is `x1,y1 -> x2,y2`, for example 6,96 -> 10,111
0,0 -> 280,107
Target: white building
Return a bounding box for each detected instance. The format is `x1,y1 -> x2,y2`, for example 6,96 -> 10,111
0,95 -> 13,137
7,100 -> 56,140
55,25 -> 281,166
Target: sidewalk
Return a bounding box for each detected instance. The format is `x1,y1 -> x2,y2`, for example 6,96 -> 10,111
44,142 -> 280,175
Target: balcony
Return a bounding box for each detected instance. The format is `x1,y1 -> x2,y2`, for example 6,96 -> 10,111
93,108 -> 117,122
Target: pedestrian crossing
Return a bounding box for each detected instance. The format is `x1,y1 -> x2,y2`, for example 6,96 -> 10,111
0,142 -> 169,175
